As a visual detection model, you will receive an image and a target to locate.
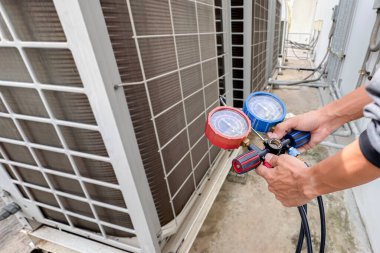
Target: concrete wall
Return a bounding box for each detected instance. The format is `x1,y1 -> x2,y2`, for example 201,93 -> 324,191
313,0 -> 339,63
337,0 -> 375,133
338,0 -> 376,97
314,0 -> 380,252
341,2 -> 380,252
289,0 -> 318,43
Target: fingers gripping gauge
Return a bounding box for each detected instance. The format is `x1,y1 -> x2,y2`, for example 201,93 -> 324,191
205,106 -> 251,150
243,92 -> 286,133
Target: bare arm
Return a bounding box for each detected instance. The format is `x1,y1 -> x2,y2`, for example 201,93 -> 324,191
305,140 -> 380,197
268,86 -> 372,151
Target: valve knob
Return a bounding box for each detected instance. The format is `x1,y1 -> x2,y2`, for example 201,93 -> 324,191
284,130 -> 311,149
232,150 -> 261,174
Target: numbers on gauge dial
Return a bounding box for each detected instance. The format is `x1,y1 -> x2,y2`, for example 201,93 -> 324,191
210,110 -> 249,138
247,95 -> 284,121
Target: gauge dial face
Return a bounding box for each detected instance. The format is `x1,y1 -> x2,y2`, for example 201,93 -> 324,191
247,94 -> 284,121
210,109 -> 249,138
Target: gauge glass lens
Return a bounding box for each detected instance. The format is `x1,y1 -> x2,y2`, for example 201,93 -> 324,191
210,110 -> 249,138
247,95 -> 284,121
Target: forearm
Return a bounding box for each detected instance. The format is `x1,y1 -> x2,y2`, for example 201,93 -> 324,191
319,86 -> 372,129
302,140 -> 380,198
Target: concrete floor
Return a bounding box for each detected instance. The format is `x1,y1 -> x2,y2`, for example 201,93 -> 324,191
190,57 -> 372,253
0,198 -> 32,253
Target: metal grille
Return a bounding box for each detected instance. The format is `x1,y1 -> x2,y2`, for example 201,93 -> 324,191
326,0 -> 355,86
0,0 -> 222,251
0,0 -> 138,251
272,0 -> 281,74
230,0 -> 244,108
215,0 -> 227,99
101,0 -> 221,227
251,0 -> 269,91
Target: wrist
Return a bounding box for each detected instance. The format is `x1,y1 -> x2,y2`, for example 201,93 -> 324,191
318,106 -> 348,131
299,168 -> 320,200
301,164 -> 340,198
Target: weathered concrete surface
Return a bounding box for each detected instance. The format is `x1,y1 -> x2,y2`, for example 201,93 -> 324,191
190,59 -> 372,253
0,199 -> 32,253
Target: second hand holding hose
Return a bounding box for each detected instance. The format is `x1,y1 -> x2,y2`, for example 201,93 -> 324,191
232,131 -> 326,253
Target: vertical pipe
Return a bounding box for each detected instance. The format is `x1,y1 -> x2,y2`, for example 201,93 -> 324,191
243,0 -> 253,98
222,0 -> 234,106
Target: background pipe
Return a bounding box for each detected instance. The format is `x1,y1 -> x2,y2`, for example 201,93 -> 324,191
370,10 -> 380,52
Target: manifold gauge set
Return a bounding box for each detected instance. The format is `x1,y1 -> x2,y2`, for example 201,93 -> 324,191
205,91 -> 311,174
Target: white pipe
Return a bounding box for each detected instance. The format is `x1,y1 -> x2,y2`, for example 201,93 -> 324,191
370,10 -> 380,52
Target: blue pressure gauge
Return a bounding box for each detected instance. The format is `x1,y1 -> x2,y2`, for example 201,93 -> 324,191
243,92 -> 286,133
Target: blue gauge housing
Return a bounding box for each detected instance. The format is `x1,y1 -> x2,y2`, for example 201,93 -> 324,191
243,92 -> 286,133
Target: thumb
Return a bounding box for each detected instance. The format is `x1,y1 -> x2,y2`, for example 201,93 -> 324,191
271,119 -> 298,139
264,153 -> 280,167
256,164 -> 275,180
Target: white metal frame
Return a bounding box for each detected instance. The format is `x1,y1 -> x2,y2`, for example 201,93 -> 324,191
243,0 -> 253,99
230,4 -> 244,105
28,148 -> 236,253
160,148 -> 239,253
0,0 -> 234,252
0,0 -> 162,251
272,0 -> 282,75
266,0 -> 276,81
221,0 -> 234,106
53,1 -> 164,252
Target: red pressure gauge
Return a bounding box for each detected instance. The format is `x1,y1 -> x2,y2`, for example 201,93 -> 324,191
205,106 -> 251,150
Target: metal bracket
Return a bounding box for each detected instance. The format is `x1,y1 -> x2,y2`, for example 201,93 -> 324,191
330,49 -> 346,60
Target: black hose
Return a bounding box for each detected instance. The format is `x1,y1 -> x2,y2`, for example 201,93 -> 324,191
317,196 -> 326,253
298,206 -> 313,253
302,48 -> 329,81
271,41 -> 330,87
290,46 -> 309,60
295,163 -> 326,253
296,198 -> 326,253
287,32 -> 320,51
269,72 -> 324,86
295,205 -> 308,253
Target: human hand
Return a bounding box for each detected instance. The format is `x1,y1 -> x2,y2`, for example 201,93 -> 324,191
267,109 -> 339,152
256,153 -> 316,207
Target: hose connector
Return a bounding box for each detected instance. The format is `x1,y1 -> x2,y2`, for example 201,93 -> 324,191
0,202 -> 21,221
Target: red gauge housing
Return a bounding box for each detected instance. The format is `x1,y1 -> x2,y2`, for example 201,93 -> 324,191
205,106 -> 251,150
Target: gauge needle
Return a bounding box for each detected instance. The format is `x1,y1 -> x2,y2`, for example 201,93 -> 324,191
221,118 -> 239,135
257,103 -> 271,118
